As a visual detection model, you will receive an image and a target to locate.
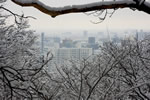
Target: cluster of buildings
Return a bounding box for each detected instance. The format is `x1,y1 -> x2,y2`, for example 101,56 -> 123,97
39,32 -> 100,66
36,30 -> 149,71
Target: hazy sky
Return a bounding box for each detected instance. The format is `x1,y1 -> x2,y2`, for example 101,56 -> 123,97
4,0 -> 150,33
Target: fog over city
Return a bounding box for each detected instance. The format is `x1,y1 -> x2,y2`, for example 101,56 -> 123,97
1,0 -> 150,100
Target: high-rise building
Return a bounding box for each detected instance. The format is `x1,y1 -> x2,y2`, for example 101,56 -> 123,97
83,31 -> 88,37
52,48 -> 93,64
87,37 -> 99,50
60,39 -> 74,48
136,30 -> 145,40
88,37 -> 95,44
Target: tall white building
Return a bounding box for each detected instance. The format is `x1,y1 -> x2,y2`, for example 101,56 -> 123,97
52,48 -> 93,65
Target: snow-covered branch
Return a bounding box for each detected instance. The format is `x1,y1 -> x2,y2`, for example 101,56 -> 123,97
11,0 -> 150,17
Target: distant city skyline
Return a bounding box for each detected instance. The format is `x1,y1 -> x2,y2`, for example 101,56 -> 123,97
5,0 -> 150,34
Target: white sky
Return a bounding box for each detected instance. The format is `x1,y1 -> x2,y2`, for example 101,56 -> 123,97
4,0 -> 150,33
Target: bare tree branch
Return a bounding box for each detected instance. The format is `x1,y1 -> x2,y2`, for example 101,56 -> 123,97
11,0 -> 150,17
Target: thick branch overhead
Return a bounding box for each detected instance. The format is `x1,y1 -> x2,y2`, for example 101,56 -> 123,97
11,0 -> 150,17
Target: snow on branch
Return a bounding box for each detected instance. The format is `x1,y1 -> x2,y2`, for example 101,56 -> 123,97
11,0 -> 150,17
